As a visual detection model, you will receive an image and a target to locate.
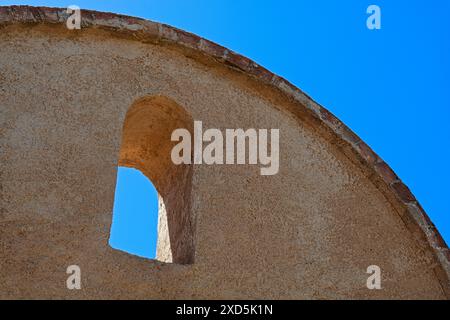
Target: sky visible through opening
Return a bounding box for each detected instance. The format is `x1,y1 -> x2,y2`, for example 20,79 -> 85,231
3,0 -> 448,246
109,167 -> 158,259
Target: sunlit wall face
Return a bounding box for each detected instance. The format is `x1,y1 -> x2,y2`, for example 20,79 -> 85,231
4,0 -> 449,245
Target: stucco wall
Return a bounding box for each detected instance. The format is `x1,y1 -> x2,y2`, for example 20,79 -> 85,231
0,19 -> 448,299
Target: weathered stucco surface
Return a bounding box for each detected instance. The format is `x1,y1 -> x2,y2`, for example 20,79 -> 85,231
0,6 -> 449,299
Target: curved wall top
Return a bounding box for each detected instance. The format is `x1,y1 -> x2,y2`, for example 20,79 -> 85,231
0,6 -> 448,298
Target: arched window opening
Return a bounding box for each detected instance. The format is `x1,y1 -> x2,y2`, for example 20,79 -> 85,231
109,95 -> 194,264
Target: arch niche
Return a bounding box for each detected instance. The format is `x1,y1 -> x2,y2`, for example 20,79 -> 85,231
116,95 -> 194,264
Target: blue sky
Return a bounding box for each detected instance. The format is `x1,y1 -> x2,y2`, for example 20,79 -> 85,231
109,167 -> 158,258
3,1 -> 449,256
